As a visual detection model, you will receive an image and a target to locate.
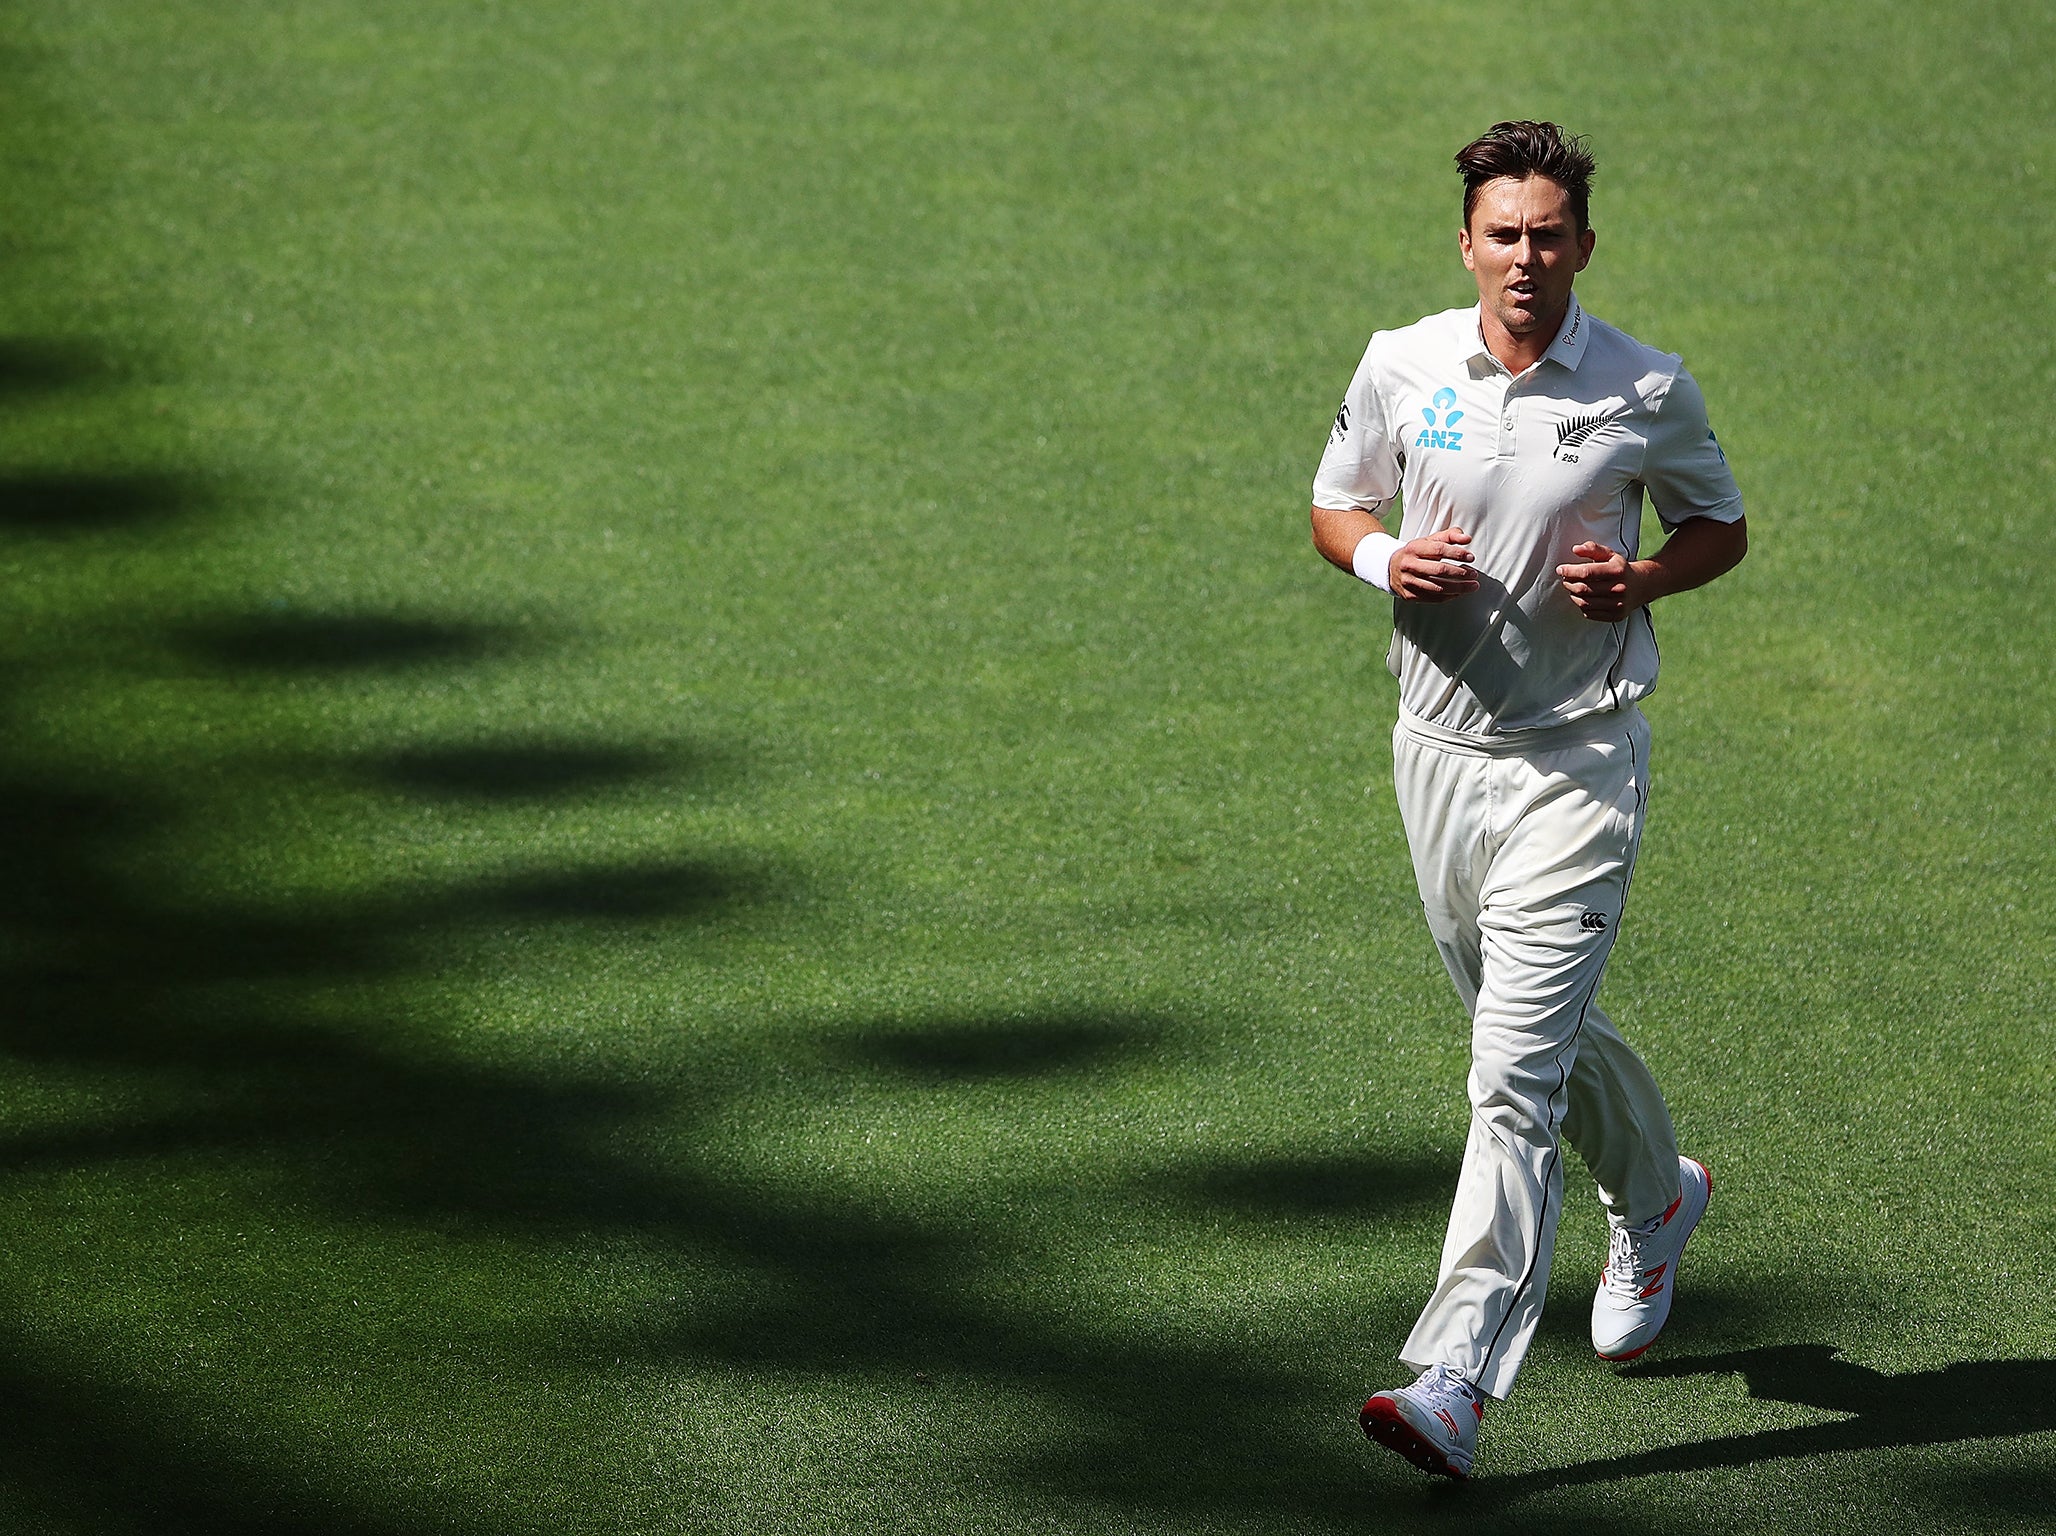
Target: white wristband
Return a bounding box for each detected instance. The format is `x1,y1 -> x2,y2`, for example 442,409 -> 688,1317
1351,530 -> 1402,593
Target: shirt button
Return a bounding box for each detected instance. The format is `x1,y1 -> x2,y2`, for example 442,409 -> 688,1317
1502,416 -> 1514,430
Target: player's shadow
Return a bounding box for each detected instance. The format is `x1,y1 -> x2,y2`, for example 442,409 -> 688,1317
1482,1345 -> 2056,1501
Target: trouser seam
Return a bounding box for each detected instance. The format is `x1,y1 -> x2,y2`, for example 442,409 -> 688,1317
1474,953 -> 1608,1384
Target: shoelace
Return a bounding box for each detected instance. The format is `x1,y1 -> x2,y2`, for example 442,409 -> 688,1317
1423,1364 -> 1477,1406
1602,1215 -> 1664,1299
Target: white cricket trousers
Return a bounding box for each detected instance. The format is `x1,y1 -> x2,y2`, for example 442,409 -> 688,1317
1391,705 -> 1681,1401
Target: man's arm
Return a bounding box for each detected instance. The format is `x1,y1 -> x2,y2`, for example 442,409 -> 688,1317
1555,514 -> 1747,623
1311,503 -> 1480,603
1310,338 -> 1475,603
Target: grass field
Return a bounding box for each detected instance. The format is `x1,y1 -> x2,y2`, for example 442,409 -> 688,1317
2,1 -> 2052,1531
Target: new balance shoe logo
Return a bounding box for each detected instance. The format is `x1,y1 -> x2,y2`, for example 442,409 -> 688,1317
1434,1408 -> 1461,1440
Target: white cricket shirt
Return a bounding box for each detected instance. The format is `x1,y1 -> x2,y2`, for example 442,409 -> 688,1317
1312,297 -> 1743,736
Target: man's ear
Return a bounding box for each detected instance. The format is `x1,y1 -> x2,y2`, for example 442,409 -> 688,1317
1576,226 -> 1596,272
1459,226 -> 1476,273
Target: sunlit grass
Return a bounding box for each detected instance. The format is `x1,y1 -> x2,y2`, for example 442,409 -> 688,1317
0,1 -> 2050,1531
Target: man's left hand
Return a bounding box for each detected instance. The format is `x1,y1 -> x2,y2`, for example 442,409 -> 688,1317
1556,541 -> 1647,622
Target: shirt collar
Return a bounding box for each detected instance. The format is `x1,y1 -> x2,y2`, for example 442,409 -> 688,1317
1544,294 -> 1590,370
1466,293 -> 1590,374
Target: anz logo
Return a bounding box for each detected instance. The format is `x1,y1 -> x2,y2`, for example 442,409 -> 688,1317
1414,387 -> 1464,451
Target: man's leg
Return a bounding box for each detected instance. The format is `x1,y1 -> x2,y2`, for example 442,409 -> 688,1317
1396,719 -> 1647,1400
1562,1003 -> 1681,1226
1363,726 -> 1494,1477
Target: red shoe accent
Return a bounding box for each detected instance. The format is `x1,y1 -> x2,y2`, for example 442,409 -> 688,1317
1636,1280 -> 1667,1299
1596,1339 -> 1654,1363
1361,1397 -> 1468,1481
1659,1191 -> 1684,1224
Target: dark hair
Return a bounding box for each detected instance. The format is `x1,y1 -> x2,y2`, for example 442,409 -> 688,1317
1456,121 -> 1596,231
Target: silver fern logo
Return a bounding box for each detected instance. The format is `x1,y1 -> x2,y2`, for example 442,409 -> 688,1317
1553,408 -> 1624,463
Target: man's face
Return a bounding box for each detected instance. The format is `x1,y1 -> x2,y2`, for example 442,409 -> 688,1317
1459,175 -> 1595,339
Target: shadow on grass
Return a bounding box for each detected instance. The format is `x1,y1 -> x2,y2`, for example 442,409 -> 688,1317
0,276 -> 2039,1535
9,470 -> 2047,1534
175,612 -> 512,672
0,456 -> 1397,1530
1169,1148 -> 1452,1221
0,635 -> 788,1532
0,335 -> 110,395
1893,1464 -> 2056,1528
0,289 -> 780,1526
836,1015 -> 1157,1080
0,1322 -> 506,1536
1470,1345 -> 2056,1508
0,469 -> 191,534
0,335 -> 1374,1530
370,741 -> 680,800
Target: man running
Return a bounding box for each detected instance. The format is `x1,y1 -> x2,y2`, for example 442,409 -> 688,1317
1308,120 -> 1748,1480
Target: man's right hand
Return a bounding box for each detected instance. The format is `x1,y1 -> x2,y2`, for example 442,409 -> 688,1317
1390,527 -> 1478,602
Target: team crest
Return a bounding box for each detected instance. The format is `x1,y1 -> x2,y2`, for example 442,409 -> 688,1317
1553,407 -> 1626,463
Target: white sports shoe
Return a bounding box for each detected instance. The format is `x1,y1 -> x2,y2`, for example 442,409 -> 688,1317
1591,1155 -> 1712,1361
1360,1363 -> 1483,1479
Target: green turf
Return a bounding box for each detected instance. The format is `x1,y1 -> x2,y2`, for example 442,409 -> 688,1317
1,0 -> 2051,1530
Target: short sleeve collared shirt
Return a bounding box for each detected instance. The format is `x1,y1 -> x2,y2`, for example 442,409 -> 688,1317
1312,297 -> 1743,735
